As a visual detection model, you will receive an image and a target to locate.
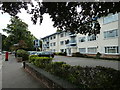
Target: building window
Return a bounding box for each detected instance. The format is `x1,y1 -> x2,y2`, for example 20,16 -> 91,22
50,43 -> 52,46
88,35 -> 96,41
53,42 -> 56,46
88,47 -> 97,54
60,33 -> 64,37
105,46 -> 119,54
53,49 -> 56,52
79,37 -> 86,42
53,35 -> 56,39
103,14 -> 118,24
60,49 -> 64,52
104,29 -> 118,38
60,41 -> 64,45
79,48 -> 86,53
50,37 -> 52,40
65,40 -> 69,44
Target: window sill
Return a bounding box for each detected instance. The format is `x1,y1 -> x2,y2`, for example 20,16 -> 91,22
103,20 -> 118,25
104,53 -> 120,55
103,36 -> 119,40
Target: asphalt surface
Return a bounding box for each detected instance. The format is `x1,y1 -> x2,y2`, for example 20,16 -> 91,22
2,54 -> 45,88
53,56 -> 120,70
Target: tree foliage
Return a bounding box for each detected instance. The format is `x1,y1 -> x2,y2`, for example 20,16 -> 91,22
0,2 -> 120,35
2,17 -> 36,51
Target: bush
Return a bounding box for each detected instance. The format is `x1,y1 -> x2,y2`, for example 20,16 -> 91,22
29,55 -> 120,88
29,55 -> 38,63
37,60 -> 120,88
29,56 -> 52,68
55,52 -> 67,56
16,49 -> 29,61
72,52 -> 86,57
96,52 -> 102,59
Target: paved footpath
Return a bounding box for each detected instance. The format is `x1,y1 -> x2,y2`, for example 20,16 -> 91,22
0,55 -> 2,90
2,55 -> 45,88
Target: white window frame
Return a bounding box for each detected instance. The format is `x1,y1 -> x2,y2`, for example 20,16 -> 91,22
79,48 -> 86,54
103,14 -> 118,24
60,33 -> 64,37
104,29 -> 119,39
87,35 -> 97,41
87,47 -> 97,54
79,37 -> 86,42
104,46 -> 119,54
60,41 -> 64,45
53,42 -> 56,46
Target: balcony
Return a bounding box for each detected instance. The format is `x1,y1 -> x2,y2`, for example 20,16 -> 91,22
45,39 -> 49,42
69,40 -> 77,46
69,33 -> 76,37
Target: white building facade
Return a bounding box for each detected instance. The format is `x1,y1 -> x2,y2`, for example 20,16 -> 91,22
41,13 -> 120,58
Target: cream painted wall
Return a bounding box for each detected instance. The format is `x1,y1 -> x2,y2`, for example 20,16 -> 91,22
42,13 -> 120,55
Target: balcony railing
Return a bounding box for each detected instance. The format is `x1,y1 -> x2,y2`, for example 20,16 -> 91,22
45,39 -> 49,42
69,33 -> 76,37
69,40 -> 77,46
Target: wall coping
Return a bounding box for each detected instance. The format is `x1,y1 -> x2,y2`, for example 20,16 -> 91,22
24,62 -> 78,88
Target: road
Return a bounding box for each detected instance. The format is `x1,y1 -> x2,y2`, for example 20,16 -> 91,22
53,56 -> 120,70
2,54 -> 46,88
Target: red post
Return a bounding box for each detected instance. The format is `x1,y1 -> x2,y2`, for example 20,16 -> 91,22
5,52 -> 8,61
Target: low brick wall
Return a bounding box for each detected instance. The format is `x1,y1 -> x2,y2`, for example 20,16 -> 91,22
102,54 -> 120,59
23,62 -> 78,89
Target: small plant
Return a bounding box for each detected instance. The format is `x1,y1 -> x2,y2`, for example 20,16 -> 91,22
16,49 -> 29,61
29,55 -> 38,63
96,52 -> 102,59
55,52 -> 67,56
72,52 -> 85,57
29,56 -> 53,68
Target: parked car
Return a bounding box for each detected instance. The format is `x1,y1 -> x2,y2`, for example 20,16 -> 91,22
28,51 -> 37,55
37,51 -> 54,58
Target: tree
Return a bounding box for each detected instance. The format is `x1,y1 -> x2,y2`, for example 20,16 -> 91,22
2,34 -> 7,51
2,17 -> 36,51
0,2 -> 120,35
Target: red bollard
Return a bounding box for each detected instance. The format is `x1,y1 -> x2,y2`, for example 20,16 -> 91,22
5,52 -> 8,61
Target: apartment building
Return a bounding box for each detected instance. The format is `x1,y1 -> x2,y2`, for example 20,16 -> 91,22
41,13 -> 120,58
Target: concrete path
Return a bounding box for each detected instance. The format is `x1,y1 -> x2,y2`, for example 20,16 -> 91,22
2,54 -> 45,88
0,55 -> 2,90
53,56 -> 120,70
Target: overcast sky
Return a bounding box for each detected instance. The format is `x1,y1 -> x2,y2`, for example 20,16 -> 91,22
0,8 -> 57,39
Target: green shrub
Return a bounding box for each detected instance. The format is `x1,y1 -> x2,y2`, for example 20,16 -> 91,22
30,57 -> 53,68
72,52 -> 86,57
29,55 -> 120,88
16,49 -> 29,61
29,55 -> 38,63
96,52 -> 102,59
44,62 -> 120,88
55,52 -> 67,56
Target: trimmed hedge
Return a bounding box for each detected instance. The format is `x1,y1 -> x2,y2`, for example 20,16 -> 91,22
45,63 -> 120,88
29,55 -> 120,88
29,56 -> 52,68
16,49 -> 29,61
55,52 -> 67,56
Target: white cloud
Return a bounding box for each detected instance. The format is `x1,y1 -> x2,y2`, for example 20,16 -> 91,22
0,9 -> 57,39
0,12 -> 11,36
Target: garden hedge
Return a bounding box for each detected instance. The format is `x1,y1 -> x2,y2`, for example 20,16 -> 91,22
29,55 -> 120,88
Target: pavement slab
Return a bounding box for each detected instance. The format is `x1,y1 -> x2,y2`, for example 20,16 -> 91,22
2,55 -> 45,88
